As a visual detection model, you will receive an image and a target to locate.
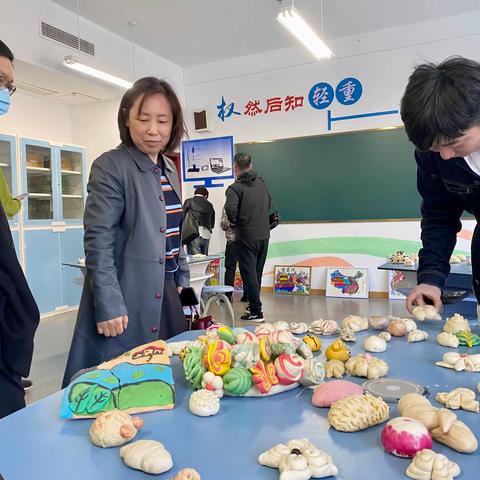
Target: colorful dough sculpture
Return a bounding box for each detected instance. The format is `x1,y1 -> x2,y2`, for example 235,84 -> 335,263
60,340 -> 175,419
381,417 -> 432,457
183,326 -> 311,397
325,339 -> 350,361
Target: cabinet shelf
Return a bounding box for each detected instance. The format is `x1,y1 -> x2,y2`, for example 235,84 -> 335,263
61,170 -> 82,175
0,162 -> 10,167
27,166 -> 51,174
29,193 -> 52,198
62,194 -> 83,198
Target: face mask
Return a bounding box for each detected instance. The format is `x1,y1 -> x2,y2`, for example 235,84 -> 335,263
0,88 -> 11,115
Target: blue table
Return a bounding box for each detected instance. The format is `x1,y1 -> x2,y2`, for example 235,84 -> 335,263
378,261 -> 476,318
1,325 -> 479,480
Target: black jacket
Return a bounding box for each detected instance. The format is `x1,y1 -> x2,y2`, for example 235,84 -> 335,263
416,150 -> 480,293
183,195 -> 215,232
0,204 -> 39,377
225,171 -> 271,241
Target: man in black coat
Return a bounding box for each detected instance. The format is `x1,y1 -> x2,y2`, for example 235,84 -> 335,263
225,153 -> 271,322
0,40 -> 40,418
401,56 -> 480,324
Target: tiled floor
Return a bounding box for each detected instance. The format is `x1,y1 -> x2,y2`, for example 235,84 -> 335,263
25,293 -> 410,404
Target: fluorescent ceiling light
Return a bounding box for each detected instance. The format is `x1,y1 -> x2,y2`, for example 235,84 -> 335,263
63,56 -> 132,89
277,7 -> 333,60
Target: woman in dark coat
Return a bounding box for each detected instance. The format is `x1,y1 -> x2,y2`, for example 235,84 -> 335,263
62,78 -> 189,387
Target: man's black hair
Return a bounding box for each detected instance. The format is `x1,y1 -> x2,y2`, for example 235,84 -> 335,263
234,152 -> 252,170
0,40 -> 14,62
194,187 -> 209,198
400,56 -> 480,151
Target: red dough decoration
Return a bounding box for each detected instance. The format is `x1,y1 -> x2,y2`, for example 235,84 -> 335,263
250,360 -> 279,394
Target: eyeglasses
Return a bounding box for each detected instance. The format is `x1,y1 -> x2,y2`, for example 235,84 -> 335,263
0,77 -> 16,95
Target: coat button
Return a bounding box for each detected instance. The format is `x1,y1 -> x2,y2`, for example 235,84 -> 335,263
154,167 -> 160,174
159,196 -> 164,202
155,292 -> 162,299
151,326 -> 159,333
160,227 -> 166,233
159,258 -> 164,264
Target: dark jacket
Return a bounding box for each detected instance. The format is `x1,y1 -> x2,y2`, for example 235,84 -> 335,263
63,144 -> 189,386
183,195 -> 215,232
415,149 -> 480,292
225,171 -> 271,241
0,205 -> 39,377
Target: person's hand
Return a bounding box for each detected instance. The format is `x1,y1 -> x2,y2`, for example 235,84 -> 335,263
97,315 -> 129,337
177,286 -> 183,294
406,284 -> 442,313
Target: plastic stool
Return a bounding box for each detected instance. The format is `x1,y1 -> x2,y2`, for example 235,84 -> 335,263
201,285 -> 235,326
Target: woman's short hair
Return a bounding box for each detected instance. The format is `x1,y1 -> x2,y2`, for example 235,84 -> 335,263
118,77 -> 186,153
401,56 -> 480,151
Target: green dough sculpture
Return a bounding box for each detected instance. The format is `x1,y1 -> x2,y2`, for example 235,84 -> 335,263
223,367 -> 253,395
455,331 -> 480,348
184,347 -> 207,389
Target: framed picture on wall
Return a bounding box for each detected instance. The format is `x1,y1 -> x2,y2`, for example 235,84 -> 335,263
326,267 -> 369,299
181,136 -> 234,183
273,265 -> 311,295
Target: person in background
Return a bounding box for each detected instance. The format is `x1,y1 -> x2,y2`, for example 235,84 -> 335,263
0,39 -> 40,418
220,206 -> 246,303
400,56 -> 480,323
225,153 -> 271,322
63,77 -> 189,387
183,187 -> 215,255
0,171 -> 27,218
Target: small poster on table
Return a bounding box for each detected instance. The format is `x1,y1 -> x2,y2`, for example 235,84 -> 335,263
388,270 -> 407,300
206,258 -> 221,285
273,265 -> 311,295
326,267 -> 369,299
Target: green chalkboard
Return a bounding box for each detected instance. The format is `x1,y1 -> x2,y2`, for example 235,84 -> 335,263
236,128 -> 421,222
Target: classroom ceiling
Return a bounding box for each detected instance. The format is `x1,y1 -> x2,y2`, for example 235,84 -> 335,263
52,0 -> 480,67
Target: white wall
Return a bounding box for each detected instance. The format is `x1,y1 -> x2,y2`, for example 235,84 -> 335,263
1,0 -> 184,100
0,91 -> 72,143
182,11 -> 480,292
70,99 -> 119,174
1,0 -> 185,177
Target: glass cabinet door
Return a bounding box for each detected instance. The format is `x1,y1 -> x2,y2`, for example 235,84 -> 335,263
24,143 -> 54,222
60,148 -> 85,221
